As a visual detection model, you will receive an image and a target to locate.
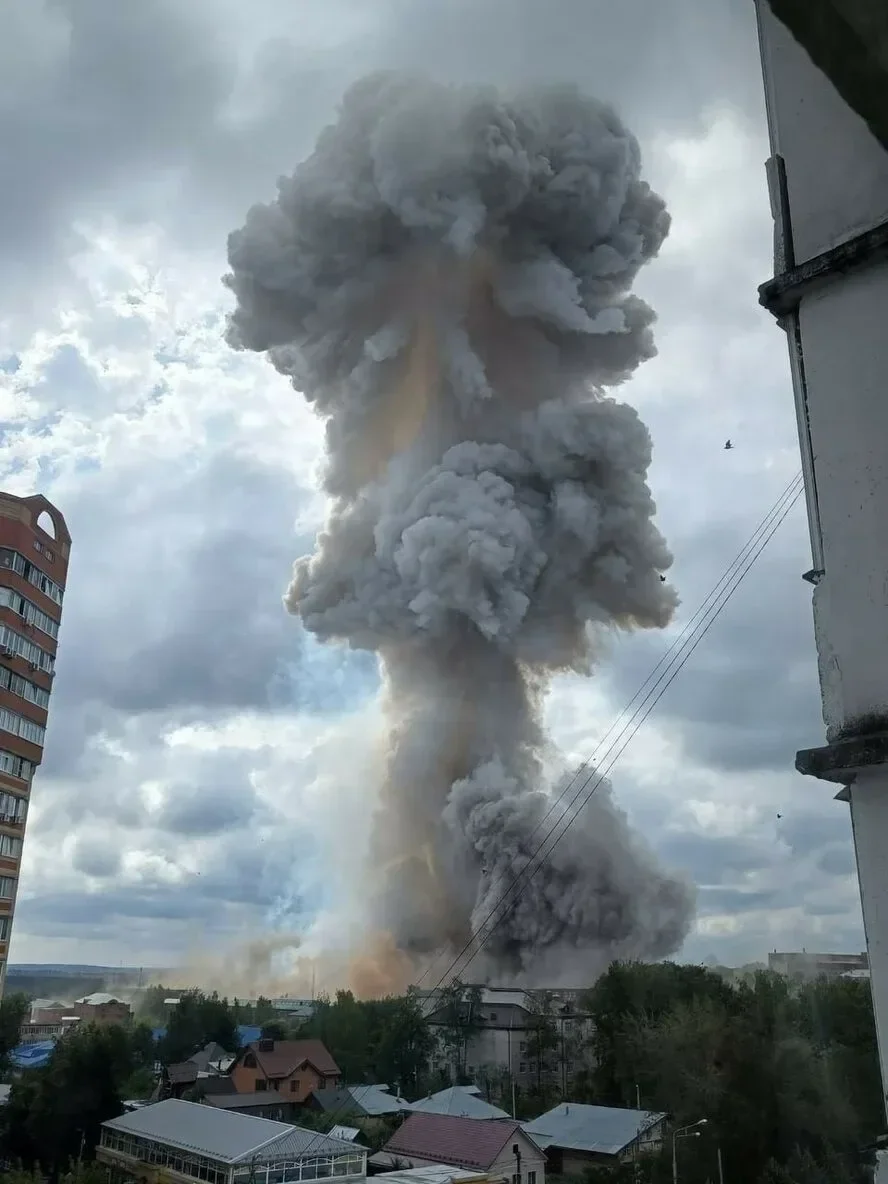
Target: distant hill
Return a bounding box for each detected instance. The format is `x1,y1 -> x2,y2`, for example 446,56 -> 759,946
8,964 -> 146,977
6,964 -> 164,1001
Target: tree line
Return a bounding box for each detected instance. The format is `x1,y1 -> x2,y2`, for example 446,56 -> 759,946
0,963 -> 883,1183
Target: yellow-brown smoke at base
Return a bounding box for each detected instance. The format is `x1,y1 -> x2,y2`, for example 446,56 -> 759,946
150,929 -> 421,1002
367,650 -> 482,957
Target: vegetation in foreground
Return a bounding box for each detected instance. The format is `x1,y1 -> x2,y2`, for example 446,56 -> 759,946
0,963 -> 881,1183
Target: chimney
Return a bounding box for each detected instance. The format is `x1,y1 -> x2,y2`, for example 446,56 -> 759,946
258,1038 -> 274,1053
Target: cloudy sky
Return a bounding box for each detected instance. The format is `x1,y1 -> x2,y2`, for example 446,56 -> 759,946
0,0 -> 863,982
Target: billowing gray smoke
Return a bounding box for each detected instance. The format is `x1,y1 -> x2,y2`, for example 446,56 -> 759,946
225,72 -> 696,982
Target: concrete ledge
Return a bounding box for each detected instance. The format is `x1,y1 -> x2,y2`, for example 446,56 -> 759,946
796,729 -> 888,785
760,218 -> 888,318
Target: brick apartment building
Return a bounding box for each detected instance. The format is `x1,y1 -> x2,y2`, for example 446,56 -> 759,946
0,492 -> 70,996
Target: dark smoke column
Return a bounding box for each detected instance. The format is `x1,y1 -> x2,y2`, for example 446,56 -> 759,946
225,72 -> 696,982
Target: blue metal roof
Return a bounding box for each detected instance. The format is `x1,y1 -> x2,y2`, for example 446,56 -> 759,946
237,1024 -> 262,1045
522,1103 -> 667,1157
10,1039 -> 56,1070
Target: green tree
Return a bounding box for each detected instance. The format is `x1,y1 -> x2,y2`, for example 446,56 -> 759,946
0,1023 -> 136,1177
133,983 -> 171,1026
435,979 -> 482,1082
158,990 -> 239,1063
525,990 -> 559,1101
302,990 -> 374,1081
0,992 -> 29,1079
584,960 -> 737,1105
370,990 -> 436,1095
261,1019 -> 290,1042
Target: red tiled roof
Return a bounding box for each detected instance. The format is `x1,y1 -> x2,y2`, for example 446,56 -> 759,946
245,1039 -> 340,1079
384,1113 -> 524,1170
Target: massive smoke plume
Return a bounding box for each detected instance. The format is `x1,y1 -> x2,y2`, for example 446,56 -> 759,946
225,72 -> 695,983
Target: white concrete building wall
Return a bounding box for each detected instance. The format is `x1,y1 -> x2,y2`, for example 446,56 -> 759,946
755,0 -> 888,1161
756,3 -> 888,263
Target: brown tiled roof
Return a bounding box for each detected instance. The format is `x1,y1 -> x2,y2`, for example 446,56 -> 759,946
246,1039 -> 340,1079
383,1113 -> 524,1170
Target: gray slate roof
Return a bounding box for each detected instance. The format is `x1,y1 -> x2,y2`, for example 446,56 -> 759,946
314,1083 -> 410,1116
409,1086 -> 510,1121
522,1104 -> 667,1157
103,1099 -> 365,1164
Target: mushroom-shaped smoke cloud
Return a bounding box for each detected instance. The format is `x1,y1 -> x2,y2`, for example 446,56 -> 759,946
225,72 -> 695,985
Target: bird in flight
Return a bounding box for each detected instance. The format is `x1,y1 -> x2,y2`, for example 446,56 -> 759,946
724,439 -> 733,450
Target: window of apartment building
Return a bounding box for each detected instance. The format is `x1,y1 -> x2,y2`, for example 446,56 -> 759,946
0,749 -> 33,782
0,834 -> 22,859
0,876 -> 15,898
0,706 -> 45,747
0,549 -> 63,605
0,792 -> 26,823
0,623 -> 54,674
0,916 -> 8,940
0,587 -> 59,639
290,1080 -> 299,1093
0,664 -> 50,710
519,1041 -> 527,1054
519,1062 -> 526,1073
255,1079 -> 267,1091
528,1172 -> 537,1184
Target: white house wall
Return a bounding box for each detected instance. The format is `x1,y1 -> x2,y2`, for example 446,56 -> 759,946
489,1138 -> 545,1184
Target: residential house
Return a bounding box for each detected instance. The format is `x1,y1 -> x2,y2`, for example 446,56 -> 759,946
28,998 -> 70,1023
97,1098 -> 367,1184
18,1016 -> 79,1044
190,1041 -> 235,1074
74,992 -> 132,1025
159,1042 -> 237,1101
203,1091 -> 301,1123
419,986 -> 593,1092
20,998 -> 81,1044
310,1083 -> 411,1138
230,1037 -> 340,1101
409,1087 -> 509,1121
375,1113 -> 545,1184
522,1103 -> 667,1174
375,1168 -> 489,1184
160,1061 -> 201,1100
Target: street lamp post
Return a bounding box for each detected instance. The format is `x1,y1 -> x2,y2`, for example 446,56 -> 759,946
672,1119 -> 708,1184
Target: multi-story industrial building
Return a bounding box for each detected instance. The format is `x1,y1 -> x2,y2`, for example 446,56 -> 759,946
0,491 -> 70,996
768,950 -> 869,981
